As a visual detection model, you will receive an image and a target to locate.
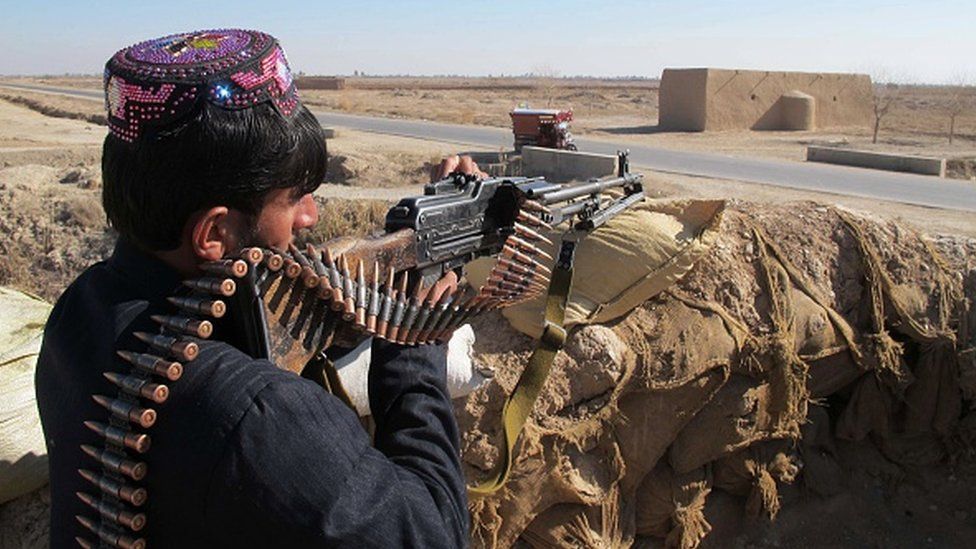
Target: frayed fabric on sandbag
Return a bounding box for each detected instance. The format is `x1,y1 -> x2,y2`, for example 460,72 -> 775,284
0,287 -> 52,504
634,463 -> 713,549
836,212 -> 964,441
711,440 -> 800,521
519,486 -> 628,548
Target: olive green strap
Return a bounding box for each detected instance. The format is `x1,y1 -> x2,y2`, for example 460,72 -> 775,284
302,353 -> 358,414
322,357 -> 358,412
469,240 -> 576,496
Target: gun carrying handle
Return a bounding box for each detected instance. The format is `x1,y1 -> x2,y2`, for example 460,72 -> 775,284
323,228 -> 419,274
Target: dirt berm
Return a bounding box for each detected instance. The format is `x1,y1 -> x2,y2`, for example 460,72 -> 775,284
458,200 -> 976,547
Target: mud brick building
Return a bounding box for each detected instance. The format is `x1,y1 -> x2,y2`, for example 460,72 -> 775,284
659,68 -> 872,131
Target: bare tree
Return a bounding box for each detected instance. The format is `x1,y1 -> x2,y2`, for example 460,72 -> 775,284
531,64 -> 561,107
946,75 -> 974,144
871,80 -> 900,144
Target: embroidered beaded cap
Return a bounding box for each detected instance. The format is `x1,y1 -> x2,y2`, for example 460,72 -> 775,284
104,29 -> 300,142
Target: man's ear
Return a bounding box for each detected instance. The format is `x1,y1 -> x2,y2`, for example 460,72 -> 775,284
190,206 -> 240,261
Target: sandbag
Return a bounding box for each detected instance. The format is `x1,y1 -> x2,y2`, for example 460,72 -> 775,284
668,375 -> 780,474
0,287 -> 51,505
634,464 -> 712,549
711,440 -> 799,520
520,493 -> 627,548
467,199 -> 725,338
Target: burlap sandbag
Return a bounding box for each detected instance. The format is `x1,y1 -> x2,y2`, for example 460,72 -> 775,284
519,490 -> 627,548
834,212 -> 964,448
634,463 -> 713,549
668,375 -> 782,474
466,199 -> 725,338
711,440 -> 800,521
0,287 -> 51,504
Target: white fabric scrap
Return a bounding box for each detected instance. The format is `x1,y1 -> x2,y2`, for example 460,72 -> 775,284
334,324 -> 488,416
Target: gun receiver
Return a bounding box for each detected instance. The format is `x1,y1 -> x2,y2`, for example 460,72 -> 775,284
385,151 -> 643,284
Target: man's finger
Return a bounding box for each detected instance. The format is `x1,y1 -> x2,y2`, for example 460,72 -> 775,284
425,271 -> 458,306
457,155 -> 487,179
432,155 -> 460,182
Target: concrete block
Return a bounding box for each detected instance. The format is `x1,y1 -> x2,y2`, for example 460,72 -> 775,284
806,146 -> 946,177
521,147 -> 617,182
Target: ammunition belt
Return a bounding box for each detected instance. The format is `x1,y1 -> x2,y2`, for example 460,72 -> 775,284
73,252 -> 252,548
257,242 -> 551,348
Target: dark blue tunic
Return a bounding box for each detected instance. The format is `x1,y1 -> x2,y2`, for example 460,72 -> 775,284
35,240 -> 469,548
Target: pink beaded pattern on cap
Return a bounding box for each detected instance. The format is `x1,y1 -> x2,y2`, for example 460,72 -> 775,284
104,29 -> 301,142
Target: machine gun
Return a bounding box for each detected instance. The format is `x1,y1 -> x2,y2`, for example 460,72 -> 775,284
199,152 -> 644,374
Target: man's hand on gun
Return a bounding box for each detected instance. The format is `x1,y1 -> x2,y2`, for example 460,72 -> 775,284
424,155 -> 483,342
431,154 -> 489,182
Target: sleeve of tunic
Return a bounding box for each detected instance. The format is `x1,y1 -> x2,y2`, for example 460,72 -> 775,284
204,342 -> 469,548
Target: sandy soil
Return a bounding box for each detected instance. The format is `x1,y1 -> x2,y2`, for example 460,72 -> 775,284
0,94 -> 103,149
0,99 -> 112,302
324,130 -> 459,187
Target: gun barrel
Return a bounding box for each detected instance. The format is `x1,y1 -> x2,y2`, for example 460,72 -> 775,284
576,191 -> 645,230
538,173 -> 642,206
515,179 -> 564,198
550,198 -> 600,225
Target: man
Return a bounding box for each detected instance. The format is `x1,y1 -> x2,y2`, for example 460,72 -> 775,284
36,29 -> 469,548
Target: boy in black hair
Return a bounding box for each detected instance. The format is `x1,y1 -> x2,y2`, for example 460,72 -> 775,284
36,29 -> 468,548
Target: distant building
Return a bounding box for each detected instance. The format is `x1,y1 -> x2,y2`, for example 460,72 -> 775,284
295,76 -> 346,90
659,68 -> 873,131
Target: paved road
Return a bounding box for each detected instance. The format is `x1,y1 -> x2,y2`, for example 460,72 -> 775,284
5,82 -> 975,212
1,82 -> 104,100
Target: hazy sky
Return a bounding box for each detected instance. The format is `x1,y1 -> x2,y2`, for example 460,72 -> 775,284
0,0 -> 972,83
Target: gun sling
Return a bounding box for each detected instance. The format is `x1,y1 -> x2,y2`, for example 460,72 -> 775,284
468,238 -> 577,495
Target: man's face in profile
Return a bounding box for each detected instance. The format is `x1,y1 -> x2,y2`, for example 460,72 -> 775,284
239,187 -> 319,252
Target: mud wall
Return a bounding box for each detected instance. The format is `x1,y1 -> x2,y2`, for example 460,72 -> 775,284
659,68 -> 872,131
295,76 -> 346,90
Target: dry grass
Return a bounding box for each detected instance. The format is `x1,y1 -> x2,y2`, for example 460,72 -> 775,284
298,197 -> 392,245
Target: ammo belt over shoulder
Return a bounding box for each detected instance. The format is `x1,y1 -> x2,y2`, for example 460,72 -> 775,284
73,254 -> 253,549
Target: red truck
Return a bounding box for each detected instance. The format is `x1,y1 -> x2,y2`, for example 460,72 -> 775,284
510,107 -> 577,152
